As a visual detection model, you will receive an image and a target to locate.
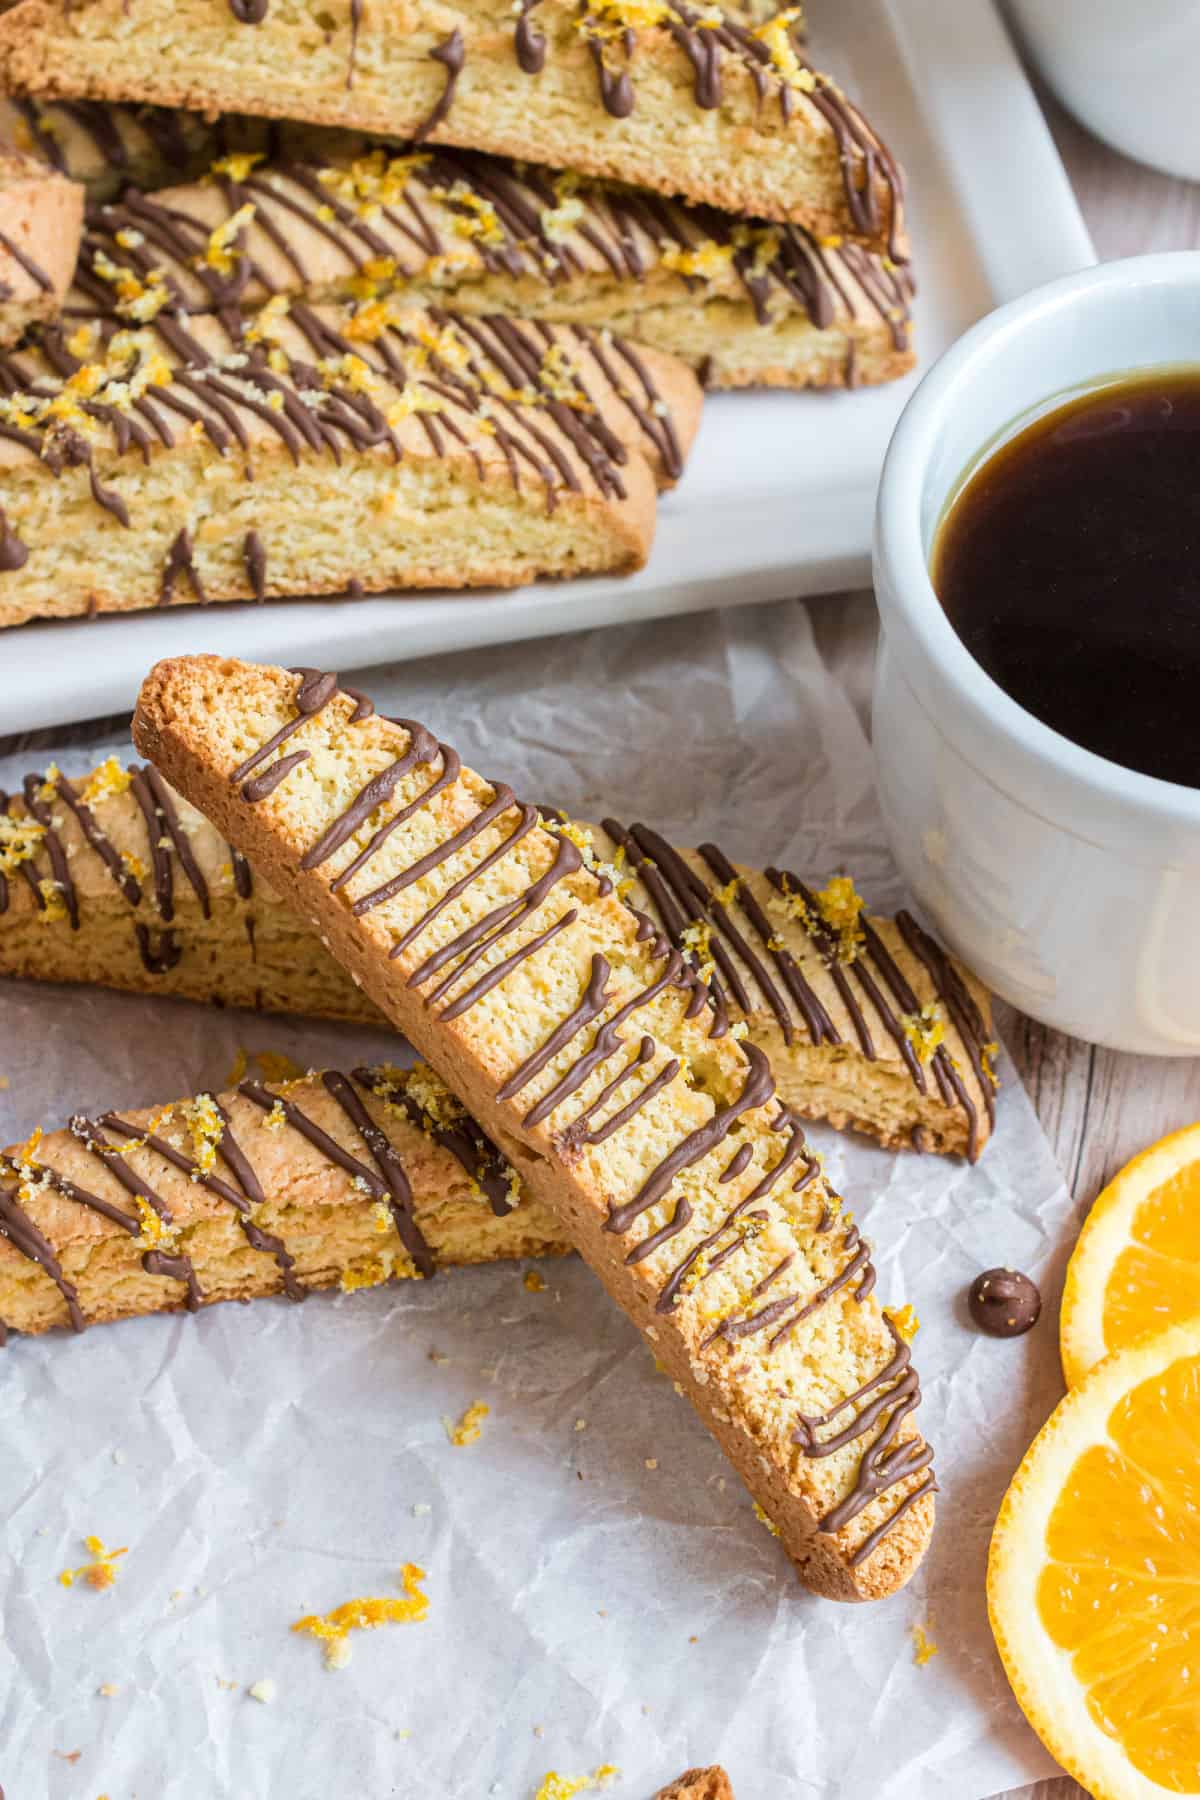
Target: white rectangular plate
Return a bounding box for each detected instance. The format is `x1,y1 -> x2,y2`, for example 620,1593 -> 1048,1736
0,0 -> 1093,733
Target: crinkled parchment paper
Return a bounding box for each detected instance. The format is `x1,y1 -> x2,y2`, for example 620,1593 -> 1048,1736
0,599 -> 1071,1799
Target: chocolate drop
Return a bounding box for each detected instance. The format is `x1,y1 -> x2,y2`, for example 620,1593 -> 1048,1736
968,1267 -> 1041,1338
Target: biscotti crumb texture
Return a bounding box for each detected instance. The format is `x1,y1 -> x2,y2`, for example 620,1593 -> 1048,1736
133,658 -> 936,1602
0,303 -> 701,627
0,0 -> 907,250
0,1062 -> 565,1338
0,764 -> 995,1159
70,139 -> 915,393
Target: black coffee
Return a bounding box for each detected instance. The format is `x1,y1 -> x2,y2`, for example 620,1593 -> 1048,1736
932,368 -> 1200,788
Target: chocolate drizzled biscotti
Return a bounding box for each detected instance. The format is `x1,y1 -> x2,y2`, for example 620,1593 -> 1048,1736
0,149 -> 83,346
133,659 -> 936,1600
0,763 -> 994,1159
0,302 -> 700,627
0,0 -> 907,250
70,141 -> 914,392
0,1061 -> 566,1339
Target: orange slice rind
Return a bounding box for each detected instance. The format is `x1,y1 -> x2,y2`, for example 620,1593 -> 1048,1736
1060,1121 -> 1200,1388
988,1314 -> 1200,1800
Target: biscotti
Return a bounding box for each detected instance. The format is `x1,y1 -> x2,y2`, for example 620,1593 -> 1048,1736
0,763 -> 995,1159
71,141 -> 914,392
133,658 -> 936,1601
0,1061 -> 565,1339
656,1771 -> 734,1800
0,149 -> 83,346
0,0 -> 907,250
0,303 -> 701,627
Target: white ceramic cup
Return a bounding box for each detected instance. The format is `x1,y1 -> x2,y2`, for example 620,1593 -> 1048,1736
872,252 -> 1200,1054
1005,0 -> 1200,183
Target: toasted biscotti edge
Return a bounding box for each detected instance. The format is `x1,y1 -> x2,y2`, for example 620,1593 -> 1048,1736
133,657 -> 935,1603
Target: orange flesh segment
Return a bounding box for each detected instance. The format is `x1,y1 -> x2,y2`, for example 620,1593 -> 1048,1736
1101,1162 -> 1200,1359
1036,1352 -> 1200,1791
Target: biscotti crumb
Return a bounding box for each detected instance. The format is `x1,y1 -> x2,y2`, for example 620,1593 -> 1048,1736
644,1458 -> 658,1471
911,1622 -> 938,1667
291,1563 -> 428,1668
524,1268 -> 547,1292
248,1678 -> 277,1703
60,1536 -> 127,1590
97,1682 -> 120,1698
444,1401 -> 489,1446
574,1418 -> 587,1432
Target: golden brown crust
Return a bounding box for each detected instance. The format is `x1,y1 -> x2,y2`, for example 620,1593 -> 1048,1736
0,0 -> 907,248
132,656 -> 936,1601
656,1769 -> 735,1800
0,1063 -> 567,1337
0,304 -> 701,627
0,149 -> 83,345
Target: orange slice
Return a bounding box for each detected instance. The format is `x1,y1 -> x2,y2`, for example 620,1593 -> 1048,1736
1060,1122 -> 1200,1387
988,1316 -> 1200,1799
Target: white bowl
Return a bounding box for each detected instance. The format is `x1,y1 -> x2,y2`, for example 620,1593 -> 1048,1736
1006,0 -> 1200,183
872,253 -> 1200,1054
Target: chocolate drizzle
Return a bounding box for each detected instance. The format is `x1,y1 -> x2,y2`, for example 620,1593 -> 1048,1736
0,506 -> 28,572
0,224 -> 52,294
413,30 -> 466,143
352,1066 -> 514,1216
514,0 -> 547,73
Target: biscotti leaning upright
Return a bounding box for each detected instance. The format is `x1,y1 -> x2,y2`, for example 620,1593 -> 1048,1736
0,0 -> 907,251
134,658 -> 935,1601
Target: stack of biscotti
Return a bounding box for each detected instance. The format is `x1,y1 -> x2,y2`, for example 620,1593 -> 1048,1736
0,0 -> 914,622
126,655 -> 939,1601
0,758 -> 996,1158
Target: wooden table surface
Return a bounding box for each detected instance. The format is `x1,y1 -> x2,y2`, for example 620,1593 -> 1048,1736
1,55 -> 1196,1800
